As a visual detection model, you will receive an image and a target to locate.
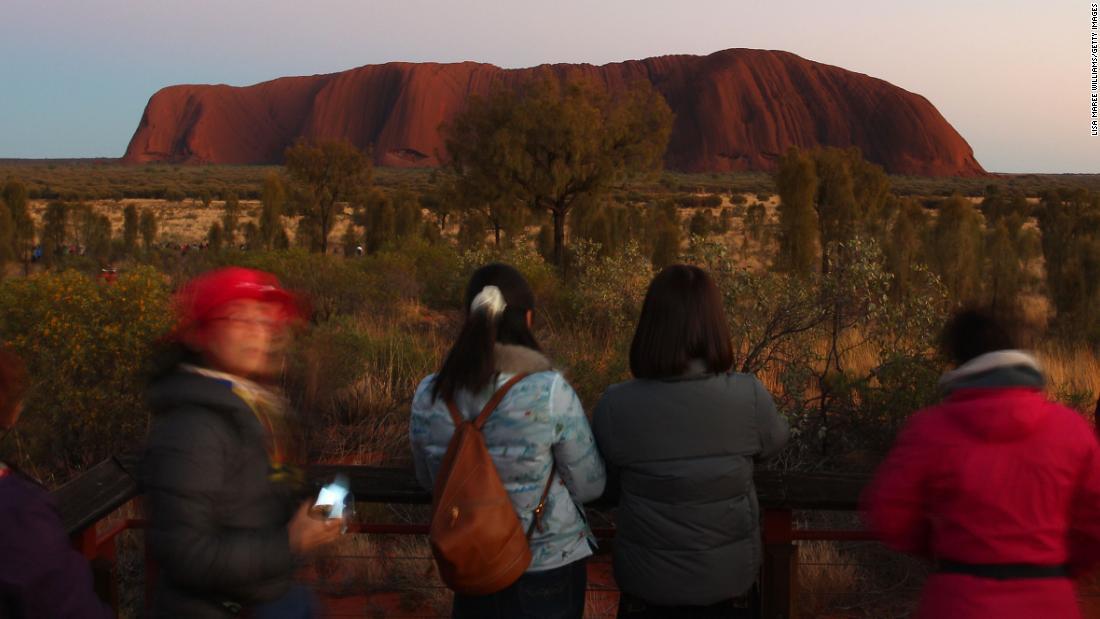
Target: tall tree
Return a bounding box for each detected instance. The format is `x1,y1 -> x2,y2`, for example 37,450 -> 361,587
884,198 -> 928,300
221,192 -> 241,247
849,150 -> 892,240
392,190 -> 424,242
644,202 -> 682,267
467,196 -> 526,247
71,205 -> 111,262
775,148 -> 819,275
42,202 -> 70,264
241,222 -> 260,249
359,189 -> 396,253
2,180 -> 33,273
284,140 -> 372,254
139,209 -> 158,251
981,184 -> 1030,223
434,167 -> 527,247
813,149 -> 861,273
0,198 -> 15,269
571,199 -> 640,257
122,204 -> 139,255
573,203 -> 616,255
258,173 -> 287,250
421,172 -> 458,234
650,211 -> 682,268
984,220 -> 1025,319
774,147 -> 894,273
445,75 -> 673,269
1037,188 -> 1100,337
928,195 -> 984,306
207,222 -> 224,252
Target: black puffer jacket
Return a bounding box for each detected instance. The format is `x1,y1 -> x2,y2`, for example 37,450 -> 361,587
143,369 -> 300,618
592,366 -> 789,606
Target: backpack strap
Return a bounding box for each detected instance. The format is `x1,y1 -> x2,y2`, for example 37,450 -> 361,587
444,372 -> 531,428
526,467 -> 557,539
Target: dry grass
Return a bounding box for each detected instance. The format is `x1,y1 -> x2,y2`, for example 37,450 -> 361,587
797,541 -> 860,617
1038,345 -> 1100,416
797,541 -> 927,618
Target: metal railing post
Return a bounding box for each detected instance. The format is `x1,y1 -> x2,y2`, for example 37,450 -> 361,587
760,508 -> 798,619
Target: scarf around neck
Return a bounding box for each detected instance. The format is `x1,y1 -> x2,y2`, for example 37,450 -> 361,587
180,364 -> 296,477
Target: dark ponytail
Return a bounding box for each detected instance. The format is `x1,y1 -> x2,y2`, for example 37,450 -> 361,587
431,263 -> 540,403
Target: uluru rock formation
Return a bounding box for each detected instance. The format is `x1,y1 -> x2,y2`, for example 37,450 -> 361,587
123,48 -> 985,177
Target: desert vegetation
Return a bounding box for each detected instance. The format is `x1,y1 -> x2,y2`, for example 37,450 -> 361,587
3,75 -> 1100,616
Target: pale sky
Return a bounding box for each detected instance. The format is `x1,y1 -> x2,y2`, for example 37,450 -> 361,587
0,0 -> 1094,173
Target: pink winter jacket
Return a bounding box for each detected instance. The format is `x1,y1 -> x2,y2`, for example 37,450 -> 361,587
863,371 -> 1100,618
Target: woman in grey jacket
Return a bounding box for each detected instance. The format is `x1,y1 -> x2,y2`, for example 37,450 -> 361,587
593,265 -> 789,618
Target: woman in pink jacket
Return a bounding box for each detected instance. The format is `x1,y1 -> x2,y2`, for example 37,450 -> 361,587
863,309 -> 1100,618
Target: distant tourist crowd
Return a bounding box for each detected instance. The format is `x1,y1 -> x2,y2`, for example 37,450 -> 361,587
2,261 -> 1099,618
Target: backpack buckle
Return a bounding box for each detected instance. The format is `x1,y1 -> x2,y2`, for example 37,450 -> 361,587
532,504 -> 546,533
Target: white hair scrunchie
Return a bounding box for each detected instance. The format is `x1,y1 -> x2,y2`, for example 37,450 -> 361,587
470,285 -> 507,318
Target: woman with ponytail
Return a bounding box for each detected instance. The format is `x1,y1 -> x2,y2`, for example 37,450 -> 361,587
410,263 -> 606,619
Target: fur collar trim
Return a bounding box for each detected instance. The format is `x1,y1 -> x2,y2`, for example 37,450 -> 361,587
494,344 -> 554,375
938,350 -> 1044,390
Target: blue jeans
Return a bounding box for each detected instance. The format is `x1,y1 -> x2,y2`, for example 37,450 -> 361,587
452,558 -> 588,619
251,584 -> 317,619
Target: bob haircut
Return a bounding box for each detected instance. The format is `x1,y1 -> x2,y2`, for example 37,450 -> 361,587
431,263 -> 541,402
630,265 -> 733,379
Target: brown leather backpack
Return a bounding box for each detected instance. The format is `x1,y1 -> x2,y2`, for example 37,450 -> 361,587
429,373 -> 556,595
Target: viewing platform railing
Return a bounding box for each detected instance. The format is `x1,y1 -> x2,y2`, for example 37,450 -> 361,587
53,455 -> 871,619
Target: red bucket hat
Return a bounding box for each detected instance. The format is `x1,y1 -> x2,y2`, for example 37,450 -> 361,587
172,267 -> 305,340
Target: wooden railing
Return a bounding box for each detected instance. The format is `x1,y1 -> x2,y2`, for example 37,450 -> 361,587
51,456 -> 870,619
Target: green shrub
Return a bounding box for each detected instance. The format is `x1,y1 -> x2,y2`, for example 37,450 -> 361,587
213,249 -> 382,322
564,240 -> 652,337
0,267 -> 172,481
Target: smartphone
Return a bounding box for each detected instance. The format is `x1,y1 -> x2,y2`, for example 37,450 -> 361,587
312,474 -> 350,520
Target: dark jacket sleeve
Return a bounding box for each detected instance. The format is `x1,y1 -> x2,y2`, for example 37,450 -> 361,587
2,481 -> 112,619
144,407 -> 294,598
752,377 -> 789,459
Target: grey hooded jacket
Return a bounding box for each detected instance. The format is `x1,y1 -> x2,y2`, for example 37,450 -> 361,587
592,366 -> 789,606
143,369 -> 300,618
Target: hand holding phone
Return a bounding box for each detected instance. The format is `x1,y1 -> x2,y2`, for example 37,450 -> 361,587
312,474 -> 350,519
288,503 -> 342,554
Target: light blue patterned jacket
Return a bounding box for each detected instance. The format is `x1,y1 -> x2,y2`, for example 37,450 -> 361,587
410,344 -> 606,572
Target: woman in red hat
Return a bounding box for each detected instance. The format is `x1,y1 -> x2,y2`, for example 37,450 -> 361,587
143,267 -> 342,619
